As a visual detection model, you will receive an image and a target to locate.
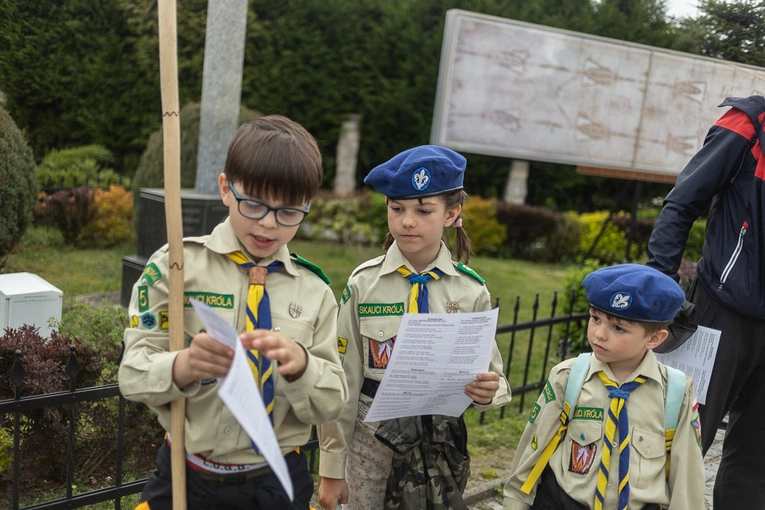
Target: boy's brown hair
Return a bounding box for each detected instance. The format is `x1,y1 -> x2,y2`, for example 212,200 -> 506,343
224,115 -> 322,205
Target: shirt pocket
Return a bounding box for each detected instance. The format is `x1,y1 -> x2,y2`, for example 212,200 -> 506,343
563,420 -> 603,476
271,313 -> 315,349
183,308 -> 236,348
359,316 -> 402,376
630,426 -> 665,489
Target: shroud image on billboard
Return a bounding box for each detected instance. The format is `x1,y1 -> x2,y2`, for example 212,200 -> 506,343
431,10 -> 765,178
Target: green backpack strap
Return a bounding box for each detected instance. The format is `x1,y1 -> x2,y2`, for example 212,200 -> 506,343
520,353 -> 592,495
663,365 -> 686,478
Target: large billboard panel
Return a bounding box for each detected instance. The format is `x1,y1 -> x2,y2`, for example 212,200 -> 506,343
431,10 -> 765,177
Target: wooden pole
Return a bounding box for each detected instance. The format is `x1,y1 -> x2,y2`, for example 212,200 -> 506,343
157,1 -> 186,508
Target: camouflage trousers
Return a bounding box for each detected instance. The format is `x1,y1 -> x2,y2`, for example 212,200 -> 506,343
376,415 -> 471,510
345,402 -> 394,510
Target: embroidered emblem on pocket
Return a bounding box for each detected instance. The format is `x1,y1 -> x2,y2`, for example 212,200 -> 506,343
369,336 -> 396,368
569,441 -> 597,475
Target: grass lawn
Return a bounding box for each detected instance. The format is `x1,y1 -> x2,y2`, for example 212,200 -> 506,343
3,226 -> 581,502
2,226 -> 135,303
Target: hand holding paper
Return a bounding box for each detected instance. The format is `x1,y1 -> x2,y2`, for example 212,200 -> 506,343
189,298 -> 294,501
240,328 -> 308,379
365,308 -> 499,422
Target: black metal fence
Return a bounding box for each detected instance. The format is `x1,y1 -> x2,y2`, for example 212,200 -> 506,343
1,292 -> 588,510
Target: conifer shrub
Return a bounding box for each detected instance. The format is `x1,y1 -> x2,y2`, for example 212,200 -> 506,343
0,106 -> 38,269
36,145 -> 126,188
131,103 -> 260,226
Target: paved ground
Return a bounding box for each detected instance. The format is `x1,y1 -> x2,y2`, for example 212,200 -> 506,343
466,427 -> 725,509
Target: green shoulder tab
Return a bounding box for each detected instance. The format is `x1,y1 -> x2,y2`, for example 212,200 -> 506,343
142,262 -> 163,286
291,253 -> 331,285
455,262 -> 485,285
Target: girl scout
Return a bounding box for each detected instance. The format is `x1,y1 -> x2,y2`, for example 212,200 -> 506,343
318,145 -> 511,509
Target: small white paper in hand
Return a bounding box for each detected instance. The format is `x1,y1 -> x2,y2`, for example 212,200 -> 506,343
190,298 -> 294,500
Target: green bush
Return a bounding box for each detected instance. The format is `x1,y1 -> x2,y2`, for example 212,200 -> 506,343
556,259 -> 607,357
302,195 -> 377,245
682,219 -> 706,262
51,301 -> 128,382
0,105 -> 38,270
610,212 -> 655,260
355,191 -> 389,246
575,211 -> 640,264
461,196 -> 507,257
541,212 -> 582,264
0,427 -> 11,476
131,103 -> 260,226
36,144 -> 125,188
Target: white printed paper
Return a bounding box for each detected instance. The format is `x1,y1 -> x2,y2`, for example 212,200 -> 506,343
189,299 -> 294,500
655,325 -> 721,405
364,308 -> 499,422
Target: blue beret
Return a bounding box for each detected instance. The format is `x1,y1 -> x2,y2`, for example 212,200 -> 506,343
364,145 -> 465,199
582,264 -> 685,323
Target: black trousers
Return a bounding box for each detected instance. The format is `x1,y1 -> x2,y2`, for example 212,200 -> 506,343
691,282 -> 765,508
138,441 -> 314,510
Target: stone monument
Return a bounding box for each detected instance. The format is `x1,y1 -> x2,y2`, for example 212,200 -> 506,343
503,160 -> 529,205
334,114 -> 361,196
195,0 -> 249,195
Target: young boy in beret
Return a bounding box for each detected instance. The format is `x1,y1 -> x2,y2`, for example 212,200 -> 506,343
119,116 -> 348,509
503,264 -> 704,510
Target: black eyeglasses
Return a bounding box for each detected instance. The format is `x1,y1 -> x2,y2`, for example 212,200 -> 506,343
228,181 -> 311,227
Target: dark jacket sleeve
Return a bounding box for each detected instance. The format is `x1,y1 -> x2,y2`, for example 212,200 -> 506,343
646,123 -> 752,280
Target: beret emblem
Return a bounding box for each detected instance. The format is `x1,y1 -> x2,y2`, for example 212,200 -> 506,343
412,167 -> 431,191
610,292 -> 632,310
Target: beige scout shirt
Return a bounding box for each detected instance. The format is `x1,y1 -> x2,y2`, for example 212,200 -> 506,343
503,350 -> 704,510
318,241 -> 511,479
118,218 -> 348,465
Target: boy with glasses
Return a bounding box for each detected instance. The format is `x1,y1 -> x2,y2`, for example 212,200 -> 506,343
119,115 -> 348,509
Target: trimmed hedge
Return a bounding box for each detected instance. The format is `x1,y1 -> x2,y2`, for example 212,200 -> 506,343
0,106 -> 38,269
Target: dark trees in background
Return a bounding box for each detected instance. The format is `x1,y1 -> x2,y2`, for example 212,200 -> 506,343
1,0 -> 749,211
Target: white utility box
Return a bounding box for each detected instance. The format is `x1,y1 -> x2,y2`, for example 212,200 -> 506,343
0,272 -> 63,338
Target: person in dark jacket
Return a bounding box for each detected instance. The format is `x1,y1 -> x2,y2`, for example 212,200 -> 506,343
646,95 -> 765,509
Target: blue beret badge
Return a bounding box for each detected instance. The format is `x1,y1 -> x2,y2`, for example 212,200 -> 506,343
610,292 -> 632,310
412,167 -> 431,191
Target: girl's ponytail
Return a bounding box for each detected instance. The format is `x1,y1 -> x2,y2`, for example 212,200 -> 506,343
445,190 -> 471,263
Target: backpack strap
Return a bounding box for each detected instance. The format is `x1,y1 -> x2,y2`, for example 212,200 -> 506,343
663,365 -> 686,478
565,353 -> 592,412
520,353 -> 592,494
